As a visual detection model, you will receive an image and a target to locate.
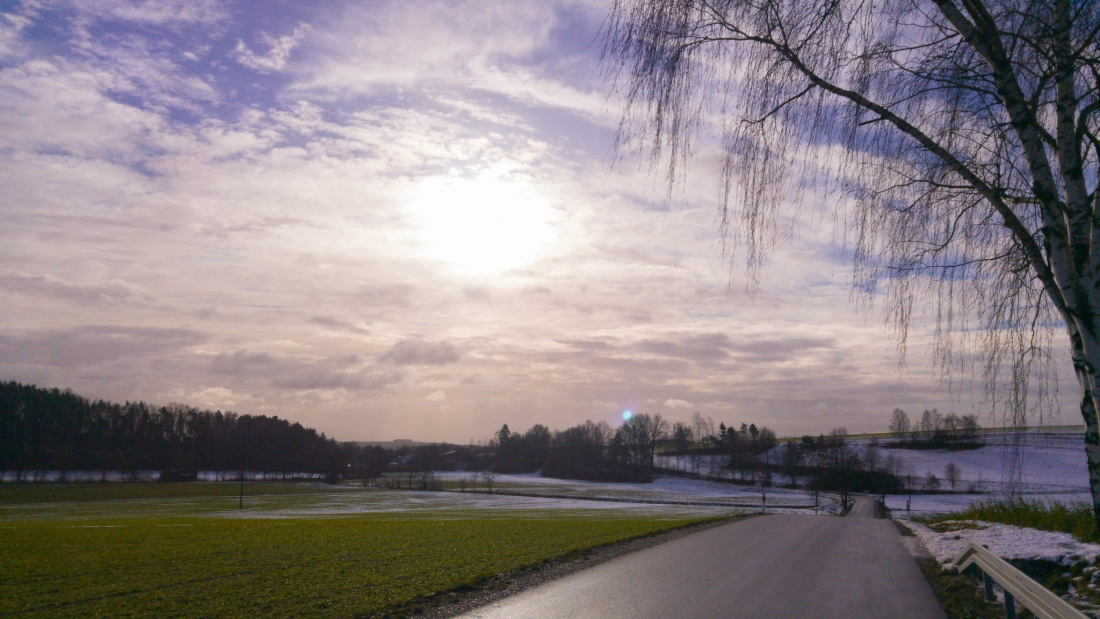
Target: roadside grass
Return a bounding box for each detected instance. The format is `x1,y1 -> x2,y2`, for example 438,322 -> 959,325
914,558 -> 1008,619
895,522 -> 1006,619
920,498 -> 1099,543
0,481 -> 335,504
1,512 -> 714,619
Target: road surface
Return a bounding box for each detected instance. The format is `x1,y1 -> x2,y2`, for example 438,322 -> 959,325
846,494 -> 878,518
457,497 -> 943,618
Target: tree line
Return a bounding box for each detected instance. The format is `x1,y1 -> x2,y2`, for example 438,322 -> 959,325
887,408 -> 981,448
0,382 -> 357,481
493,416 -> 661,482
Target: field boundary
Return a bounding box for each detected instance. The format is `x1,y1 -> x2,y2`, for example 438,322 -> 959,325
446,488 -> 818,510
410,515 -> 752,619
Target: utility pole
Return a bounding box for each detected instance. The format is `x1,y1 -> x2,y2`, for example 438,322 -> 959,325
239,465 -> 245,509
906,474 -> 912,516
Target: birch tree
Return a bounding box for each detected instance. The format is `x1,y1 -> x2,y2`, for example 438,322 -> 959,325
602,0 -> 1100,527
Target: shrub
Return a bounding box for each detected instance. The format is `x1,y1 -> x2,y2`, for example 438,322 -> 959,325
929,499 -> 1099,543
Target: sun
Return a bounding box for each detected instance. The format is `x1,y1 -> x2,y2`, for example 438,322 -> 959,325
407,174 -> 556,277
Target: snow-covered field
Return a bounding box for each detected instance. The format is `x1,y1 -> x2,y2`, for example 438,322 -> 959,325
660,427 -> 1089,516
863,428 -> 1091,515
905,519 -> 1100,566
0,483 -> 762,522
7,428 -> 1083,520
435,472 -> 840,513
862,430 -> 1089,492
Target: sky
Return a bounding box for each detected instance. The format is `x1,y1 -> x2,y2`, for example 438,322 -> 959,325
0,0 -> 1078,443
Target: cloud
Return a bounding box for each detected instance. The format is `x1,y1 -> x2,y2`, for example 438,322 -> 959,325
635,333 -> 734,362
72,0 -> 230,26
380,339 -> 463,366
0,325 -> 207,367
234,25 -> 310,72
211,349 -> 404,392
211,350 -> 276,375
0,272 -> 147,304
0,4 -> 37,60
426,390 -> 446,401
0,1 -> 1073,445
309,316 -> 370,335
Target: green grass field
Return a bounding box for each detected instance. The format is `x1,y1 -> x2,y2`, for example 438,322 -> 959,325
1,484 -> 718,618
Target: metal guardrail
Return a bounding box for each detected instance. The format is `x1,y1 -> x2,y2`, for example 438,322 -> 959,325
949,541 -> 1088,619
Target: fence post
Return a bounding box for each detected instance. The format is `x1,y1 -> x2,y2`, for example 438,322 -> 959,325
984,573 -> 995,601
1004,590 -> 1016,619
907,474 -> 912,516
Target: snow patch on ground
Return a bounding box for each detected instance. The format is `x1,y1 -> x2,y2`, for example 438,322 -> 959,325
433,472 -> 838,513
886,491 -> 1095,517
854,429 -> 1089,496
904,519 -> 1100,566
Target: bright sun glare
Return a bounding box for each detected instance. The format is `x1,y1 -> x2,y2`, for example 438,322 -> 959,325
408,175 -> 556,277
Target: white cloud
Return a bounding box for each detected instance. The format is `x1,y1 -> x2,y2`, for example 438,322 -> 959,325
0,1 -> 1075,445
381,339 -> 462,366
73,0 -> 230,26
234,24 -> 311,72
0,272 -> 147,304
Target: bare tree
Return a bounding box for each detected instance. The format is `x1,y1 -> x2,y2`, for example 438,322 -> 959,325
924,472 -> 942,492
781,439 -> 802,486
888,409 -> 910,438
885,452 -> 903,478
864,444 -> 882,472
944,461 -> 962,492
621,412 -> 670,469
672,421 -> 695,453
820,428 -> 863,509
603,0 -> 1100,527
480,469 -> 496,493
690,412 -> 715,446
942,413 -> 962,439
919,410 -> 942,439
960,414 -> 982,441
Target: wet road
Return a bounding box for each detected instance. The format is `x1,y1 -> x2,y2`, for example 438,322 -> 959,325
456,497 -> 943,619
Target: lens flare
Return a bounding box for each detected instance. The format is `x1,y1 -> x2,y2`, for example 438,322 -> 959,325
622,410 -> 633,420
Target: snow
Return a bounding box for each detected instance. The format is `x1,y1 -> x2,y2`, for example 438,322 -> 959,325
904,519 -> 1100,566
885,491 -> 1095,517
846,427 -> 1091,516
433,472 -> 839,513
215,490 -> 748,519
854,429 -> 1089,495
0,484 -> 766,521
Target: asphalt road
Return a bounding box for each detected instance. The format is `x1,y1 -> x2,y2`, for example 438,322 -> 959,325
456,497 -> 944,619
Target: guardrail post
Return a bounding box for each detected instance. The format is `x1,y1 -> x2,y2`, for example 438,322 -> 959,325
1003,591 -> 1016,619
952,541 -> 1088,619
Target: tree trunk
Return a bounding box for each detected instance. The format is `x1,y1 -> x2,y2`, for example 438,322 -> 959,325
1081,391 -> 1100,534
1074,336 -> 1100,533
1066,317 -> 1100,533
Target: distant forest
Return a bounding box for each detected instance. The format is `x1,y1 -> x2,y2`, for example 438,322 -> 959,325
0,381 -> 358,480
2,381 -> 909,500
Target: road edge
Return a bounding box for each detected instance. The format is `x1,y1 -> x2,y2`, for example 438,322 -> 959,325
894,520 -> 1003,619
406,514 -> 755,619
